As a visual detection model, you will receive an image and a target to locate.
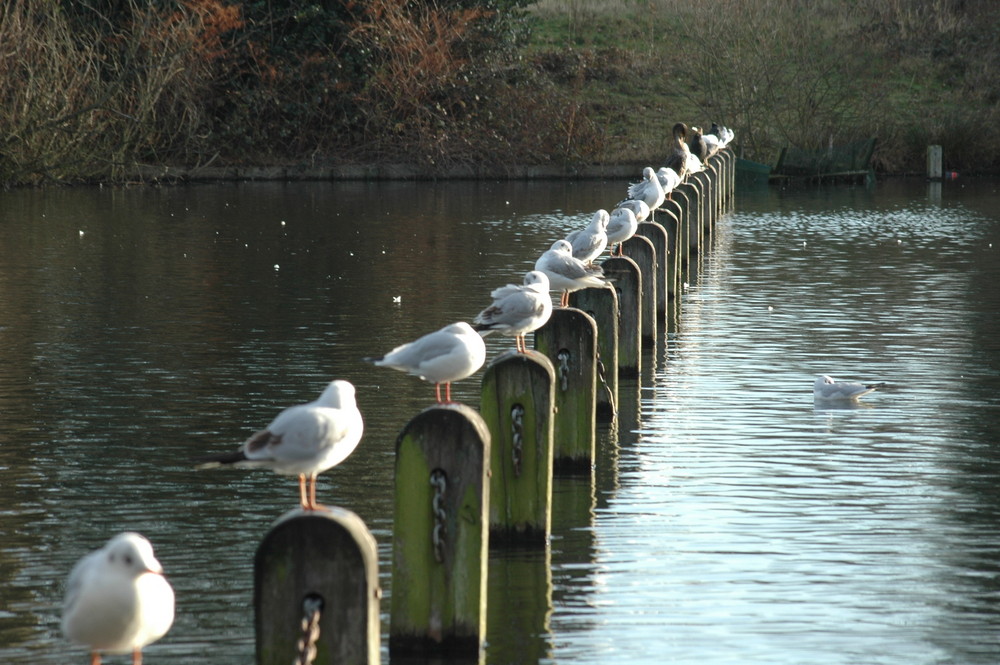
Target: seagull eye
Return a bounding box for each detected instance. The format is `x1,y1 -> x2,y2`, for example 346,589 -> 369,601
124,555 -> 134,566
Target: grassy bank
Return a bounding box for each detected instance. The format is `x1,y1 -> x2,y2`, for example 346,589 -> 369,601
2,0 -> 998,185
526,0 -> 1000,174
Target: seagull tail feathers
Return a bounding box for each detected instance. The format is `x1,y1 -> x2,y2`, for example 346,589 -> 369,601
193,450 -> 247,469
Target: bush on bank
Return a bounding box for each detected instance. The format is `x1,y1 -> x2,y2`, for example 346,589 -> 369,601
1,0 -> 998,186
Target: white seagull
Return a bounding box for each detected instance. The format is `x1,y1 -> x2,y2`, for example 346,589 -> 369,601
623,166 -> 665,220
473,270 -> 553,353
565,209 -> 609,264
535,238 -> 609,307
197,379 -> 363,510
364,322 -> 486,404
606,207 -> 638,256
615,198 -> 650,224
62,532 -> 175,665
656,166 -> 681,200
813,375 -> 886,402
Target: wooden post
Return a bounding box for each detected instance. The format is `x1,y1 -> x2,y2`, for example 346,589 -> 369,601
634,220 -> 668,322
694,169 -> 715,236
671,188 -> 692,270
601,256 -> 641,379
928,145 -> 943,180
255,507 -> 380,665
390,404 -> 491,658
480,350 -> 555,545
534,308 -> 597,473
677,181 -> 701,257
620,233 -> 657,347
658,205 -> 681,300
568,285 -> 618,421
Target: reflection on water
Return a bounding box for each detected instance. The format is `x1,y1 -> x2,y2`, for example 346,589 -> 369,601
1,178 -> 999,664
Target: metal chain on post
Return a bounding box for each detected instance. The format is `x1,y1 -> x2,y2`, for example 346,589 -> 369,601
557,349 -> 570,391
294,594 -> 323,665
595,349 -> 617,416
430,469 -> 447,563
511,404 -> 524,477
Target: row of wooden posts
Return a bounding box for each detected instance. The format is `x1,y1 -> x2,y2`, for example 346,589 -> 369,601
254,150 -> 736,665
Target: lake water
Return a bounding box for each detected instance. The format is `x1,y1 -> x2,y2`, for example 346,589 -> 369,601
1,177 -> 999,664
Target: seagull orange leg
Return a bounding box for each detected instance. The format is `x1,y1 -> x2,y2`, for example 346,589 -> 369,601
91,652 -> 101,665
435,383 -> 443,403
444,382 -> 453,403
298,473 -> 309,509
307,472 -> 323,511
132,648 -> 142,665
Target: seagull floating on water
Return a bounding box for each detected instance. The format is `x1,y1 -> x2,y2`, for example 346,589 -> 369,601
813,374 -> 886,402
606,207 -> 638,256
62,532 -> 175,665
565,209 -> 609,265
196,379 -> 363,510
473,270 -> 553,353
364,322 -> 486,403
535,239 -> 610,307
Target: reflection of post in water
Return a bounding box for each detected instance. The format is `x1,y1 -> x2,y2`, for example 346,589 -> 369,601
480,350 -> 555,545
486,547 -> 553,665
254,507 -> 381,665
389,404 -> 490,660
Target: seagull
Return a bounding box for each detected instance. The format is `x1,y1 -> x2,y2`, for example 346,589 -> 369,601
606,207 -> 638,256
685,151 -> 705,176
622,167 -> 665,221
664,122 -> 691,181
62,533 -> 175,665
535,238 -> 609,307
196,380 -> 363,510
364,322 -> 486,403
473,270 -> 553,353
565,209 -> 609,264
688,125 -> 710,161
656,166 -> 681,200
615,198 -> 650,224
708,122 -> 735,148
813,375 -> 886,402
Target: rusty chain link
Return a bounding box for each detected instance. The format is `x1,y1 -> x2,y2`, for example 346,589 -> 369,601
430,469 -> 447,563
294,594 -> 323,665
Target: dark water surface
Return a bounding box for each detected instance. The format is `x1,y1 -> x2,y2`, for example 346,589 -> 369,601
1,178 -> 999,664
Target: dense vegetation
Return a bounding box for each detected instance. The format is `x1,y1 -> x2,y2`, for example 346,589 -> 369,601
2,0 -> 998,185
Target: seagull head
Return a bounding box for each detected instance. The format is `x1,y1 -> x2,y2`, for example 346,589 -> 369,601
104,533 -> 164,577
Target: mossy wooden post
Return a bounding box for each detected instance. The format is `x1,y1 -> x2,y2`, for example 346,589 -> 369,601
658,205 -> 681,300
693,170 -> 711,240
600,256 -> 641,379
700,164 -> 717,239
724,148 -> 736,211
671,188 -> 692,271
677,180 -> 701,256
568,285 -> 618,421
390,404 -> 490,658
255,507 -> 380,665
620,233 -> 656,348
480,350 -> 555,545
631,221 -> 667,323
534,307 -> 597,472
